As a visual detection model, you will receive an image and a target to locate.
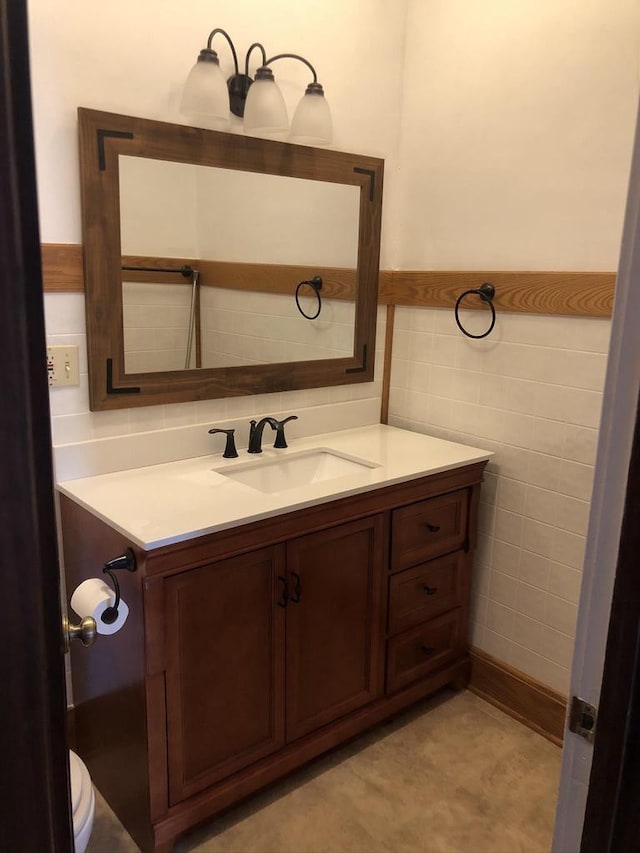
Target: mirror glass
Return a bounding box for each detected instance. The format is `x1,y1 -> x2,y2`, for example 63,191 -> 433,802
79,108 -> 382,410
119,156 -> 359,374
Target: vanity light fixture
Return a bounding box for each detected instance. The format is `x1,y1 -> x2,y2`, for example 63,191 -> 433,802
180,28 -> 332,145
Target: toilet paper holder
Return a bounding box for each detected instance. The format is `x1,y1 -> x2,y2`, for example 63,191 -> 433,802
101,549 -> 136,625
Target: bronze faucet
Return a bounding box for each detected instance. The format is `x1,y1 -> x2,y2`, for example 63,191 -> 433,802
248,415 -> 298,453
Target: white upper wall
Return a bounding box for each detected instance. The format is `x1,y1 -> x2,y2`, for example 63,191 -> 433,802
27,0 -> 408,268
118,157 -> 360,266
195,169 -> 360,267
119,158 -> 200,257
395,0 -> 640,270
28,1 -> 640,275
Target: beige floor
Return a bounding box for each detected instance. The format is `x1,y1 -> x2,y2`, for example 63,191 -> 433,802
87,690 -> 561,853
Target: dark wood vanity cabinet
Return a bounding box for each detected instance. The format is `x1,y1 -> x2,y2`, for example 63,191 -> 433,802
285,516 -> 385,741
61,461 -> 486,853
164,518 -> 384,805
164,546 -> 286,804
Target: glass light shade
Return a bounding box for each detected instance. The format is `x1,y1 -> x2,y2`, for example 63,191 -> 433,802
180,59 -> 230,130
243,78 -> 289,139
289,91 -> 332,146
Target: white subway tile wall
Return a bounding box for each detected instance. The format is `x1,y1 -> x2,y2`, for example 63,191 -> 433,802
122,281 -> 194,373
388,306 -> 610,695
200,287 -> 356,368
44,293 -> 384,447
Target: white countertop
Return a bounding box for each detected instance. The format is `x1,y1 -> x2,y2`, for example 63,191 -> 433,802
57,425 -> 493,550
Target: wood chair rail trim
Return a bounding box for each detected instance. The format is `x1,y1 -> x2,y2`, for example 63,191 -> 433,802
42,243 -> 615,318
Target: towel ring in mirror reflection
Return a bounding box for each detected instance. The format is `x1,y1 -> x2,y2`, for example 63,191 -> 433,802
295,275 -> 323,320
454,282 -> 496,339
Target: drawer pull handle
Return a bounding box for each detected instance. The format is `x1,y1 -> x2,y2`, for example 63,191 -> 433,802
277,575 -> 289,608
424,523 -> 441,533
422,585 -> 438,595
421,644 -> 436,657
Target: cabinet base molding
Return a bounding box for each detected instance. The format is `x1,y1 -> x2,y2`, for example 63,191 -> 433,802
151,658 -> 470,852
469,647 -> 567,746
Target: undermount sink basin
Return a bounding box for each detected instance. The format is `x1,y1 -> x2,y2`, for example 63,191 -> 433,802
214,448 -> 379,494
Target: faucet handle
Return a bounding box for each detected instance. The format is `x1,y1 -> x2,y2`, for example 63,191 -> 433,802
208,427 -> 238,459
273,415 -> 298,449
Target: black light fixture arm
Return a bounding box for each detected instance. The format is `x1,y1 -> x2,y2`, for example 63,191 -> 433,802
245,42 -> 267,78
100,548 -> 136,626
265,53 -> 318,83
206,27 -> 239,74
224,39 -> 269,117
225,42 -> 268,110
193,29 -> 324,119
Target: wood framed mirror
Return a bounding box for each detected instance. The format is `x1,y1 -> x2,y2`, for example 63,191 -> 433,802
78,108 -> 383,411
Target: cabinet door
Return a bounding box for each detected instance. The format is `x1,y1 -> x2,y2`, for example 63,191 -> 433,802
285,515 -> 385,742
164,546 -> 286,804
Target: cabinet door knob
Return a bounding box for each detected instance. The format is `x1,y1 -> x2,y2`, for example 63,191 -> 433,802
277,575 -> 289,608
422,585 -> 438,595
290,571 -> 302,604
424,523 -> 441,533
421,644 -> 436,657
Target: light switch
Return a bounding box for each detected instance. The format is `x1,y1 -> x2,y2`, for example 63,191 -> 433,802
47,345 -> 80,387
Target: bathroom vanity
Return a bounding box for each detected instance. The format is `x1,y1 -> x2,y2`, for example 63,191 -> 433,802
59,425 -> 491,852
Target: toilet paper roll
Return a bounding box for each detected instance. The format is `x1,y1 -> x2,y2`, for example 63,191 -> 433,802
70,578 -> 129,635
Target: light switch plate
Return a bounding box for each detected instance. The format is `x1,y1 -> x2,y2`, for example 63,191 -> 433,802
47,345 -> 80,387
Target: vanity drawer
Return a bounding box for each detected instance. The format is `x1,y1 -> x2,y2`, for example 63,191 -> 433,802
388,551 -> 465,635
391,489 -> 468,571
386,609 -> 463,695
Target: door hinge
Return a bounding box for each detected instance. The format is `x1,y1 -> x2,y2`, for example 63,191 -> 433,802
569,695 -> 597,743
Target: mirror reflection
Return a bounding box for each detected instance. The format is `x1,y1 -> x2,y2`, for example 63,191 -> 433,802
118,156 -> 360,374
